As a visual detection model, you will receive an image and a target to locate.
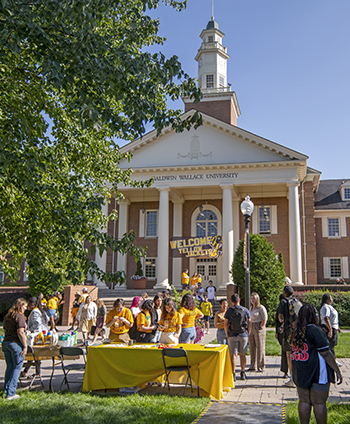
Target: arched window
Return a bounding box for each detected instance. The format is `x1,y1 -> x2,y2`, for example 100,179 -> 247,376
196,210 -> 218,238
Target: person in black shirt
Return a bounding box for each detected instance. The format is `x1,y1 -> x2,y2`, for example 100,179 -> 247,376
290,305 -> 342,424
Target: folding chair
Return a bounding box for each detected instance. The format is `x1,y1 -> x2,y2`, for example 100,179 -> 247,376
161,348 -> 199,396
19,346 -> 44,390
59,346 -> 86,390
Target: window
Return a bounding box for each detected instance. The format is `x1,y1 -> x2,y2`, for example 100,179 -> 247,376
344,188 -> 350,200
146,210 -> 157,237
208,35 -> 213,43
196,210 -> 218,238
23,261 -> 28,282
259,206 -> 270,234
328,218 -> 339,237
219,75 -> 225,87
206,74 -> 214,88
145,258 -> 156,279
330,258 -> 342,278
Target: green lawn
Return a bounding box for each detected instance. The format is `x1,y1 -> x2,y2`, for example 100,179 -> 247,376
0,391 -> 209,424
287,402 -> 350,424
211,329 -> 350,357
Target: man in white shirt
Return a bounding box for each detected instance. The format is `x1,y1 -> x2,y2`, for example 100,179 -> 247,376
206,280 -> 216,305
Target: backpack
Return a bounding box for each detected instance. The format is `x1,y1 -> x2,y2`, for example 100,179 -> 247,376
287,297 -> 302,324
228,306 -> 248,334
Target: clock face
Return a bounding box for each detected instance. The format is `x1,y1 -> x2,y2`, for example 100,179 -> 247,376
199,58 -> 202,68
219,57 -> 225,67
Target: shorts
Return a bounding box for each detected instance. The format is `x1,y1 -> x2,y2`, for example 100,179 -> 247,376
47,309 -> 56,318
310,382 -> 330,392
203,315 -> 210,322
96,316 -> 105,328
228,336 -> 249,355
216,328 -> 227,345
71,307 -> 79,319
79,318 -> 96,333
179,326 -> 196,343
208,299 -> 215,305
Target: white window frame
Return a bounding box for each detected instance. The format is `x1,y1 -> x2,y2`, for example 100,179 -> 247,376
144,257 -> 156,280
219,75 -> 225,87
328,217 -> 340,238
323,257 -> 349,279
340,181 -> 350,201
208,35 -> 214,43
252,205 -> 277,235
321,215 -> 347,238
139,209 -> 158,238
206,74 -> 214,88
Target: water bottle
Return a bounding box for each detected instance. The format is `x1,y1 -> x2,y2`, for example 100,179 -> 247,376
72,331 -> 77,346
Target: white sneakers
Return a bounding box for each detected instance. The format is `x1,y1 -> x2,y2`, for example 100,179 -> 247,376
283,379 -> 296,388
6,394 -> 20,400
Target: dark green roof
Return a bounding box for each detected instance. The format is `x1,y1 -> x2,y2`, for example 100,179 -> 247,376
206,19 -> 219,30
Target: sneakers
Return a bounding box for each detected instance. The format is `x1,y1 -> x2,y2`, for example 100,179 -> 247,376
240,371 -> 247,381
282,373 -> 289,379
336,361 -> 343,367
247,368 -> 256,372
6,395 -> 20,400
284,379 -> 296,387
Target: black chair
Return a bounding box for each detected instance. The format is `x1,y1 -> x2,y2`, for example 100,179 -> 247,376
59,346 -> 86,390
161,348 -> 199,396
19,345 -> 44,390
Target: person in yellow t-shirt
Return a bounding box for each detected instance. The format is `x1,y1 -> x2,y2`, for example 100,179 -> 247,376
201,295 -> 213,334
158,298 -> 182,345
106,298 -> 134,343
181,269 -> 190,289
179,294 -> 203,344
46,294 -> 58,331
78,287 -> 89,304
181,285 -> 192,297
136,299 -> 156,343
190,272 -> 199,294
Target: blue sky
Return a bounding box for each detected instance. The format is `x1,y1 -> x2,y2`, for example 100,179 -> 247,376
140,0 -> 350,180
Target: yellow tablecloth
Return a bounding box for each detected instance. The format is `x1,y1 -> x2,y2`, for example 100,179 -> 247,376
82,343 -> 233,400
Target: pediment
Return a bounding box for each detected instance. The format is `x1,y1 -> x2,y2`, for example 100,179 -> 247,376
120,111 -> 308,170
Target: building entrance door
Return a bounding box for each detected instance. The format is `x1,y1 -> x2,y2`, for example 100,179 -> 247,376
196,258 -> 217,286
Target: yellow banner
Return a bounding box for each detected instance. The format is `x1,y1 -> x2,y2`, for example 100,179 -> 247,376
170,235 -> 223,258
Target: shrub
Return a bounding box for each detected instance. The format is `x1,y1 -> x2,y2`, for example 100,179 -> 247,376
231,234 -> 286,326
295,290 -> 350,327
0,290 -> 30,320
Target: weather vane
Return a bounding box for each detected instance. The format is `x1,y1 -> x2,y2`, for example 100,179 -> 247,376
211,0 -> 215,20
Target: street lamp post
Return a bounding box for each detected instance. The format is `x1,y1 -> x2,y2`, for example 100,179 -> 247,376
240,195 -> 254,310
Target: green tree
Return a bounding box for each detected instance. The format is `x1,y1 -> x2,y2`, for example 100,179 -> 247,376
0,0 -> 201,293
231,234 -> 286,325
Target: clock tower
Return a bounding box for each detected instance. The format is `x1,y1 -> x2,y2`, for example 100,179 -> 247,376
183,18 -> 241,126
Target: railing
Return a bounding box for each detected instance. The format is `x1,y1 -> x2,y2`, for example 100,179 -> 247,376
201,86 -> 233,94
200,42 -> 227,53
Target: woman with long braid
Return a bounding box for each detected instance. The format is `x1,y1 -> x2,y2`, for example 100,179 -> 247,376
290,304 -> 342,424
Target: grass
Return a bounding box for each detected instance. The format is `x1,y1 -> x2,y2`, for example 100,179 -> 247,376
210,329 -> 350,357
0,391 -> 209,424
287,402 -> 350,424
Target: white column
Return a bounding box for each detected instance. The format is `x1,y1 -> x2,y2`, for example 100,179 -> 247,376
232,197 -> 240,254
154,188 -> 170,289
172,200 -> 184,290
221,185 -> 234,288
116,199 -> 130,290
288,183 -> 303,285
94,201 -> 109,288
